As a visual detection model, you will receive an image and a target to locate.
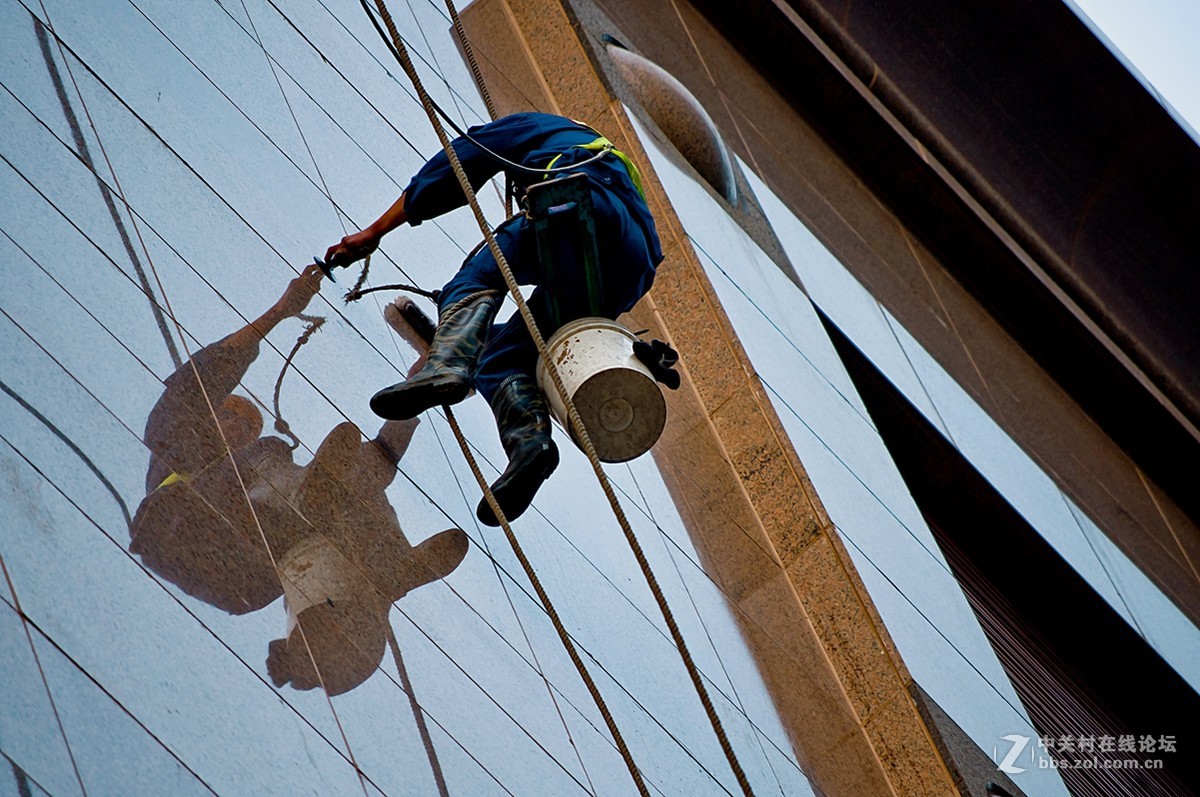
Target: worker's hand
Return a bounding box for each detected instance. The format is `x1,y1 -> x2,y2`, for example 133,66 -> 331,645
324,229 -> 380,269
276,263 -> 324,318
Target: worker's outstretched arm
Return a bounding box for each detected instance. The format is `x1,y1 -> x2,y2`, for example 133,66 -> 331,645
324,192 -> 410,266
323,114 -> 549,267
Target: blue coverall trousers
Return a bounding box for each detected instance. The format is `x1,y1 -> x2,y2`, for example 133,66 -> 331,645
437,183 -> 658,405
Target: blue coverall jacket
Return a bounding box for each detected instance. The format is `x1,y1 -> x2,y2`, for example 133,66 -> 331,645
402,112 -> 663,403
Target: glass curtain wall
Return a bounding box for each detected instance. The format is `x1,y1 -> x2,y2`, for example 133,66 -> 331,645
0,1 -> 809,795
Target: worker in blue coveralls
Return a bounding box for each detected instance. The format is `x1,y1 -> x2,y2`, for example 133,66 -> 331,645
324,112 -> 663,526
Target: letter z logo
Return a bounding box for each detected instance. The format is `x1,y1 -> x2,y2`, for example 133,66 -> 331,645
995,734 -> 1030,774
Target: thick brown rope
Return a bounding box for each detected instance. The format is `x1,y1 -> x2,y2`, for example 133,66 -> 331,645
372,3 -> 755,794
441,0 -> 515,219
372,5 -> 647,793
443,407 -> 650,796
442,0 -> 496,122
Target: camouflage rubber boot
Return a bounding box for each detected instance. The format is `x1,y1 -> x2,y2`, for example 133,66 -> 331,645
476,376 -> 560,526
370,290 -> 502,420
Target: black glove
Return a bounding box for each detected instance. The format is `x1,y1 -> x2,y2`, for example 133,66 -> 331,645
633,338 -> 680,390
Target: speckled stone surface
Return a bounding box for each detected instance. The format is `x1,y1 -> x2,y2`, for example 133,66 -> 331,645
786,533 -> 905,722
458,2 -> 964,795
453,0 -> 551,115
865,686 -> 961,797
911,683 -> 1031,797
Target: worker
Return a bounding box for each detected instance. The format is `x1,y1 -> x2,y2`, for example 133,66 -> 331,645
324,112 -> 663,526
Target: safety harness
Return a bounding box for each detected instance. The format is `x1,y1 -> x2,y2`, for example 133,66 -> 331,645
543,135 -> 645,199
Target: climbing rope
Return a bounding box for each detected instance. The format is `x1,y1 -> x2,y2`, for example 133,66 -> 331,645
341,251 -> 442,303
272,312 -> 325,449
348,252 -> 372,296
343,281 -> 439,303
369,2 -> 756,794
442,0 -> 497,122
440,0 -> 519,217
443,406 -> 651,797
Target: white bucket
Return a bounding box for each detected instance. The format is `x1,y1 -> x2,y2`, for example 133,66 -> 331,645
536,317 -> 666,463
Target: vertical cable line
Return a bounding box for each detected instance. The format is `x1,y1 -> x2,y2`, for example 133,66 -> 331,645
385,630 -> 450,797
442,0 -> 494,120
25,11 -> 370,790
31,13 -> 181,369
236,0 -> 349,235
432,0 -> 512,217
0,555 -> 90,797
0,582 -> 219,796
424,407 -> 599,794
365,2 -> 756,793
392,0 -> 590,783
411,0 -> 557,121
398,0 -> 505,214
440,406 -> 654,797
401,0 -> 466,122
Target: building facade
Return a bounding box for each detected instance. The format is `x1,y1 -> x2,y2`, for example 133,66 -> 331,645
2,1 -> 1195,796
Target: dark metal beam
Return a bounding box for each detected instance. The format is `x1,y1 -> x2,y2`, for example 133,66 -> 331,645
690,0 -> 1200,532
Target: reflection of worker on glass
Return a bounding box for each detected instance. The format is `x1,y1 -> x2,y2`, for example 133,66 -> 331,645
324,112 -> 663,526
130,264 -> 467,695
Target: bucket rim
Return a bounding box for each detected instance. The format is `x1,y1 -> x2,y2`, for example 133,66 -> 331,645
544,316 -> 638,350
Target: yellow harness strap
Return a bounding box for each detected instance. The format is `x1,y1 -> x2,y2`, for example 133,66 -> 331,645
543,136 -> 646,199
